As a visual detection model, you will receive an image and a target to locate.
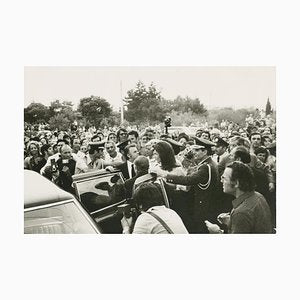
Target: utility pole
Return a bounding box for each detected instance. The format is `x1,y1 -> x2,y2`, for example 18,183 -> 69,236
120,81 -> 124,124
120,80 -> 132,124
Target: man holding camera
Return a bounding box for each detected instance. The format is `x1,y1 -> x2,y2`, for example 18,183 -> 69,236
55,144 -> 76,194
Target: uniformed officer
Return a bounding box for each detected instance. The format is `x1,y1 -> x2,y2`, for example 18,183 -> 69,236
151,137 -> 221,233
212,137 -> 229,164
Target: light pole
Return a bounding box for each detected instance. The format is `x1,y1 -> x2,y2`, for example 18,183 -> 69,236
121,98 -> 132,124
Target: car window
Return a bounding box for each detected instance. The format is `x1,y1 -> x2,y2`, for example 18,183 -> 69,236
24,202 -> 98,234
74,173 -> 124,213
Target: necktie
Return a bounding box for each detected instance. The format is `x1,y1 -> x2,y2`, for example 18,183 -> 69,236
131,163 -> 136,178
217,156 -> 220,163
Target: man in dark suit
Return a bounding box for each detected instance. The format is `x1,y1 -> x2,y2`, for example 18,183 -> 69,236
117,143 -> 139,180
114,155 -> 149,202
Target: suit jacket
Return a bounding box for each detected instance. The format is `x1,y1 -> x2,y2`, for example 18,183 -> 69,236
118,161 -> 136,180
114,172 -> 148,202
117,161 -> 129,179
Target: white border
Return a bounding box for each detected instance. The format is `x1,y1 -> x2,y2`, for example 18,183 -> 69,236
1,0 -> 298,299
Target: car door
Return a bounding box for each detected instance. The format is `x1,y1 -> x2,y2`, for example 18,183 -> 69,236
72,170 -> 127,233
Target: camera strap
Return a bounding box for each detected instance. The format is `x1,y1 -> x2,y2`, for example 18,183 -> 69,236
147,211 -> 174,234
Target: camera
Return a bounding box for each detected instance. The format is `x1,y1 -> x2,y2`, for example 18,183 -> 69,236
164,116 -> 172,127
50,158 -> 58,172
117,203 -> 132,218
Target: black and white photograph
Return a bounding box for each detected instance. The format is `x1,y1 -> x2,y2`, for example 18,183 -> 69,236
24,66 -> 276,235
2,0 -> 299,299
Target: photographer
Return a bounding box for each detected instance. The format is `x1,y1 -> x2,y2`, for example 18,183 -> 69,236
121,182 -> 188,234
53,145 -> 76,194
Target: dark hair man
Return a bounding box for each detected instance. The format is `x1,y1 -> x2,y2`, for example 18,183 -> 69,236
115,155 -> 150,201
231,146 -> 270,200
91,135 -> 101,142
212,137 -> 229,164
75,142 -> 105,173
63,134 -> 71,145
120,182 -> 188,234
117,143 -> 139,179
72,138 -> 81,154
250,132 -> 262,153
128,130 -> 139,145
205,162 -> 272,234
41,144 -> 54,161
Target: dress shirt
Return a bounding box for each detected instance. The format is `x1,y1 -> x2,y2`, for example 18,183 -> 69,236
127,160 -> 135,178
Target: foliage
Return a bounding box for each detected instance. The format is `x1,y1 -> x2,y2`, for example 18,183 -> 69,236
265,98 -> 272,115
49,100 -> 76,122
125,81 -> 166,124
24,102 -> 50,123
77,96 -> 113,128
168,96 -> 208,115
48,113 -> 72,131
168,111 -> 207,126
206,107 -> 256,125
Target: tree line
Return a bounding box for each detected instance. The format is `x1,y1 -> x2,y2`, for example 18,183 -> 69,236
24,80 -> 273,130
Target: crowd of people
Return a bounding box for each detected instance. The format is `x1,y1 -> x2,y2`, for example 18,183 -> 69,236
24,110 -> 276,234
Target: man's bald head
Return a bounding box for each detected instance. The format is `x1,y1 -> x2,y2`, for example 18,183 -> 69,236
134,155 -> 149,174
60,144 -> 72,160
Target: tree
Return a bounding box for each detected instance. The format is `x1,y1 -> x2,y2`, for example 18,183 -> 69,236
265,98 -> 272,115
77,96 -> 113,128
169,96 -> 207,115
125,81 -> 166,123
49,100 -> 75,121
24,102 -> 50,123
48,113 -> 72,131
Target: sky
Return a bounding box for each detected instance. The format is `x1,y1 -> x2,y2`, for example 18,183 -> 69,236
24,66 -> 276,111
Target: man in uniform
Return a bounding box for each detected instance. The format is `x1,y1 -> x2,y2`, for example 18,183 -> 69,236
212,137 -> 229,164
151,137 -> 221,233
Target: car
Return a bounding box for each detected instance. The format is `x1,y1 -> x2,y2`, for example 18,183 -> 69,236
72,170 -> 172,233
24,170 -> 101,234
168,126 -> 198,136
24,169 -> 172,234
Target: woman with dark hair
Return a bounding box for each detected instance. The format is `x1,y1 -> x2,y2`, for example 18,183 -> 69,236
120,182 -> 188,234
116,128 -> 128,144
152,140 -> 183,174
24,141 -> 46,173
151,141 -> 193,231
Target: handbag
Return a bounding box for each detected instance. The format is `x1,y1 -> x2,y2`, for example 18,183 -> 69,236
147,211 -> 174,234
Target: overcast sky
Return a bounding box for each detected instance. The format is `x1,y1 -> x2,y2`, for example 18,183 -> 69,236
24,66 -> 275,111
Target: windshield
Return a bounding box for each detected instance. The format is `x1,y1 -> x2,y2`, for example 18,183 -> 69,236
24,202 -> 98,234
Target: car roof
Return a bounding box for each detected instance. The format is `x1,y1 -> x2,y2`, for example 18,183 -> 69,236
24,170 -> 74,209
